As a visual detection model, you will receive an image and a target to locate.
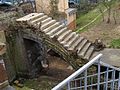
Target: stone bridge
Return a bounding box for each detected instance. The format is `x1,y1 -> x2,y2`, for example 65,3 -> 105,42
2,12 -> 120,82
16,13 -> 96,69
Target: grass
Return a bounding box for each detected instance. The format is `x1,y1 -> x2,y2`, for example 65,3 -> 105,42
14,76 -> 59,90
76,1 -> 119,33
76,8 -> 100,27
76,4 -> 105,33
76,15 -> 102,33
110,39 -> 120,48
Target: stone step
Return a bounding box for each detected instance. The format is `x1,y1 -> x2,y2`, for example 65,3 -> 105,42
84,46 -> 94,60
58,30 -> 72,42
42,22 -> 60,33
30,15 -> 48,24
55,27 -> 67,37
46,24 -> 64,36
78,42 -> 91,58
64,34 -> 79,48
61,32 -> 76,45
0,80 -> 9,90
68,37 -> 84,51
41,20 -> 56,30
41,17 -> 52,25
16,13 -> 39,22
76,39 -> 88,53
67,34 -> 80,48
50,27 -> 67,38
28,13 -> 44,22
17,13 -> 96,61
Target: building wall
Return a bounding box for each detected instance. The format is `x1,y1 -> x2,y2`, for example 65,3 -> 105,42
66,9 -> 76,30
35,0 -> 69,14
0,60 -> 8,83
35,0 -> 76,30
58,0 -> 69,12
68,20 -> 76,30
35,0 -> 51,14
0,31 -> 16,83
67,13 -> 76,25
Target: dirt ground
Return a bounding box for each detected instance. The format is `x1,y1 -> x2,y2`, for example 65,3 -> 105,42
37,55 -> 74,89
45,55 -> 74,79
80,19 -> 120,46
80,5 -> 120,46
15,55 -> 74,90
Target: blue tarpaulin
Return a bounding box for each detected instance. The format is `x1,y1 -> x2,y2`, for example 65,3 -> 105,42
69,0 -> 80,4
0,0 -> 21,5
0,0 -> 35,6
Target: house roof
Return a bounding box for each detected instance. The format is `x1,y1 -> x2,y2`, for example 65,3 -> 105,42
0,42 -> 6,55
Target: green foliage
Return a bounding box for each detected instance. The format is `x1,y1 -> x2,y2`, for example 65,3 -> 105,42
101,0 -> 117,8
101,0 -> 119,23
76,16 -> 102,33
77,0 -> 97,13
76,4 -> 105,33
110,39 -> 120,48
15,78 -> 59,90
50,0 -> 59,19
76,0 -> 119,33
76,8 -> 100,27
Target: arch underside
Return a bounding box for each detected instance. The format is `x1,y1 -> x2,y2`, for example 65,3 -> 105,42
22,28 -> 87,70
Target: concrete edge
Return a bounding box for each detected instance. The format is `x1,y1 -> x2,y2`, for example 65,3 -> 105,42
0,80 -> 9,89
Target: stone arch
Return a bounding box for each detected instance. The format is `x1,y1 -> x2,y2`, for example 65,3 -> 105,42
5,30 -> 47,80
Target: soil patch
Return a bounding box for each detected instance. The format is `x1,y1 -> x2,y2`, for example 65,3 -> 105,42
80,20 -> 120,45
40,55 -> 74,81
79,6 -> 120,46
15,55 -> 74,90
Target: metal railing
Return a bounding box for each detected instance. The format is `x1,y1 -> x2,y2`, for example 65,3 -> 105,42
52,54 -> 120,90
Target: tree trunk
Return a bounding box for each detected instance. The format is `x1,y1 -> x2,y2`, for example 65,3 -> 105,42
113,10 -> 117,24
99,8 -> 105,22
107,7 -> 111,23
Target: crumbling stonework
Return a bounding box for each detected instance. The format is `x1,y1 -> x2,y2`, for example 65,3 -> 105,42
5,29 -> 47,79
0,11 -> 47,82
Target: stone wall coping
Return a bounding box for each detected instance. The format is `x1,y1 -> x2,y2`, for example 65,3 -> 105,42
0,80 -> 9,89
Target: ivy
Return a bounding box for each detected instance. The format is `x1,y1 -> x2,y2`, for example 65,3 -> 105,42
49,0 -> 60,19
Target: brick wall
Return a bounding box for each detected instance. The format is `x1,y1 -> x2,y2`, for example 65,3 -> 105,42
0,61 -> 8,83
66,8 -> 77,30
68,20 -> 76,30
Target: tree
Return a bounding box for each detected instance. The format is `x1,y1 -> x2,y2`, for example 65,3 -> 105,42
98,4 -> 105,21
49,0 -> 59,19
102,0 -> 115,23
113,9 -> 117,24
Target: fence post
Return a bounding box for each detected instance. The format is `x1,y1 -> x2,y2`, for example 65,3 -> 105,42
52,54 -> 103,90
105,67 -> 109,90
118,72 -> 120,90
97,59 -> 100,90
67,82 -> 70,90
111,69 -> 115,90
84,69 -> 87,90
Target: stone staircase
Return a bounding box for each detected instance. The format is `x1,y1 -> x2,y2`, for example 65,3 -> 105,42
17,13 -> 95,60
